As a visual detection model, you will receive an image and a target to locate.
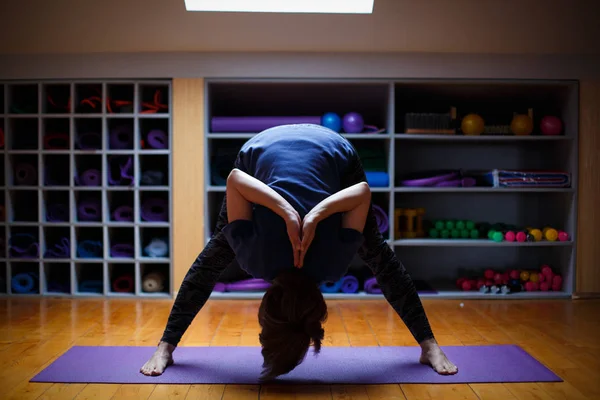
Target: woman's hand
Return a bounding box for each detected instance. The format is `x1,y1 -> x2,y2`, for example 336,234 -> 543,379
284,209 -> 303,268
298,212 -> 320,268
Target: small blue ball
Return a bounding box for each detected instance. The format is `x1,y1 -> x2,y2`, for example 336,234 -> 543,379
321,112 -> 342,132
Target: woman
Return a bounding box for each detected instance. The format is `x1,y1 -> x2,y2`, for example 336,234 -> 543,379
140,124 -> 457,380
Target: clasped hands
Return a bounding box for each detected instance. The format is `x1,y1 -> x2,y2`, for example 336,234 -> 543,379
284,207 -> 321,268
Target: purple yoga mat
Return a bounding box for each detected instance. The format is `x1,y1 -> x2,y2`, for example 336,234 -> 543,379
141,198 -> 168,222
340,275 -> 359,293
225,278 -> 271,292
364,277 -> 381,294
78,169 -> 101,186
146,129 -> 168,149
371,204 -> 389,233
211,116 -> 321,133
31,345 -> 561,384
112,205 -> 134,222
110,125 -> 133,149
77,200 -> 101,221
110,243 -> 135,258
76,132 -> 102,150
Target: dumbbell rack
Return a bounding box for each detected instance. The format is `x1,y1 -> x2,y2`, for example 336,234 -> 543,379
0,80 -> 174,298
203,78 -> 578,300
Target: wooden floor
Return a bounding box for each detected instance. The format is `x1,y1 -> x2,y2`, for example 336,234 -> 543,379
0,297 -> 599,400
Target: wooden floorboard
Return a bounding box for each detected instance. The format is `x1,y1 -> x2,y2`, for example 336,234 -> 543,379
0,297 -> 598,399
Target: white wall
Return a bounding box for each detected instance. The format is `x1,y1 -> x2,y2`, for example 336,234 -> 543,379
1,0 -> 599,55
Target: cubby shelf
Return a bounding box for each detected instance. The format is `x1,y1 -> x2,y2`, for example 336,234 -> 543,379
203,78 -> 578,300
1,80 -> 173,298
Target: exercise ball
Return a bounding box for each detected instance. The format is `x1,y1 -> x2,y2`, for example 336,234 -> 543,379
461,113 -> 485,135
510,114 -> 533,136
321,112 -> 342,132
342,112 -> 364,133
540,116 -> 563,135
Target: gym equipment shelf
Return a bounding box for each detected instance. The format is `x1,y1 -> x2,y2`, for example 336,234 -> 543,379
1,80 -> 173,298
204,78 -> 578,300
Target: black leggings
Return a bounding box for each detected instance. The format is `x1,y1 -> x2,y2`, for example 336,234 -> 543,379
160,152 -> 435,346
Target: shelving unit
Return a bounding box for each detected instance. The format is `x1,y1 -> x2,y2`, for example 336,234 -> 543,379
1,80 -> 173,297
204,79 -> 578,300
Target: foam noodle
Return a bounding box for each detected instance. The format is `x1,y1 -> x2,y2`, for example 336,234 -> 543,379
320,279 -> 343,293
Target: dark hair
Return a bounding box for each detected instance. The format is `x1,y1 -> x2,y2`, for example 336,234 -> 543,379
258,269 -> 328,381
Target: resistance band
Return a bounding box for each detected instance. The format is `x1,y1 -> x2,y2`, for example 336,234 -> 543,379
44,237 -> 70,258
9,233 -> 40,258
140,89 -> 168,113
44,133 -> 69,150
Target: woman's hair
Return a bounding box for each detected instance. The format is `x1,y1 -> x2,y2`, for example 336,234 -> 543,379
258,269 -> 328,381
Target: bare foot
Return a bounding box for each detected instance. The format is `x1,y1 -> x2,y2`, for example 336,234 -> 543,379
140,342 -> 175,376
419,339 -> 458,375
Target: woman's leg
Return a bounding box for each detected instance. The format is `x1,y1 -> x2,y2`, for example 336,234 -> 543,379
340,149 -> 458,375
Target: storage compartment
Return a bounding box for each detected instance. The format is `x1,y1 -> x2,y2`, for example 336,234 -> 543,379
43,262 -> 71,294
43,190 -> 70,223
42,118 -> 70,150
106,84 -> 134,114
74,154 -> 102,187
8,226 -> 39,259
75,227 -> 104,259
140,227 -> 170,259
74,118 -> 103,150
107,190 -> 134,222
107,118 -> 135,150
8,119 -> 39,150
9,84 -> 38,114
9,190 -> 39,222
75,84 -> 103,114
108,263 -> 135,295
139,191 -> 169,223
75,263 -> 104,295
108,227 -> 135,259
10,261 -> 40,294
207,81 -> 390,133
139,84 -> 170,114
43,154 -> 70,186
139,155 -> 169,187
140,263 -> 170,295
43,226 -> 71,259
140,117 -> 170,150
43,84 -> 71,114
74,190 -> 103,223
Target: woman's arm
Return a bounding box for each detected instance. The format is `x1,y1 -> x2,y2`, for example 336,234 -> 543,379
226,168 -> 297,222
226,168 -> 303,266
298,182 -> 371,266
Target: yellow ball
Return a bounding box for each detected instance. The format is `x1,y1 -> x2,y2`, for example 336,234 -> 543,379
461,114 -> 485,135
520,271 -> 530,282
529,272 -> 539,283
511,114 -> 534,135
529,228 -> 542,242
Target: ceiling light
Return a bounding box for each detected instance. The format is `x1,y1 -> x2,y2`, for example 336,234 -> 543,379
184,0 -> 374,14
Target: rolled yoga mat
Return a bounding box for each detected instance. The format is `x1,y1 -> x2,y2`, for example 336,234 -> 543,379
211,116 -> 321,133
30,345 -> 562,384
77,199 -> 101,221
77,169 -> 101,186
213,282 -> 226,292
319,279 -> 343,293
365,171 -> 389,187
112,275 -> 134,293
224,278 -> 271,292
15,163 -> 37,185
110,243 -> 135,258
146,129 -> 168,149
44,133 -> 69,150
140,170 -> 165,186
78,280 -> 103,293
44,238 -> 70,258
142,272 -> 165,293
340,275 -> 359,294
109,125 -> 134,149
141,198 -> 168,222
371,204 -> 389,234
9,233 -> 40,258
112,205 -> 134,222
76,132 -> 102,150
12,272 -> 38,294
364,277 -> 382,294
77,240 -> 103,258
143,238 -> 169,258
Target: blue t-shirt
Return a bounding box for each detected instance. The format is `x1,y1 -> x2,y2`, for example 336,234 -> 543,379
222,124 -> 364,283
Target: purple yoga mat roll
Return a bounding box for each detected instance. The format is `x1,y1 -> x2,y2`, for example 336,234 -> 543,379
364,277 -> 382,294
15,163 -> 37,185
224,278 -> 271,292
141,198 -> 168,222
110,125 -> 133,149
112,205 -> 134,222
211,116 -> 321,133
77,199 -> 101,221
340,275 -> 359,293
110,244 -> 135,258
371,204 -> 389,233
79,169 -> 101,186
77,132 -> 102,150
146,129 -> 168,149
